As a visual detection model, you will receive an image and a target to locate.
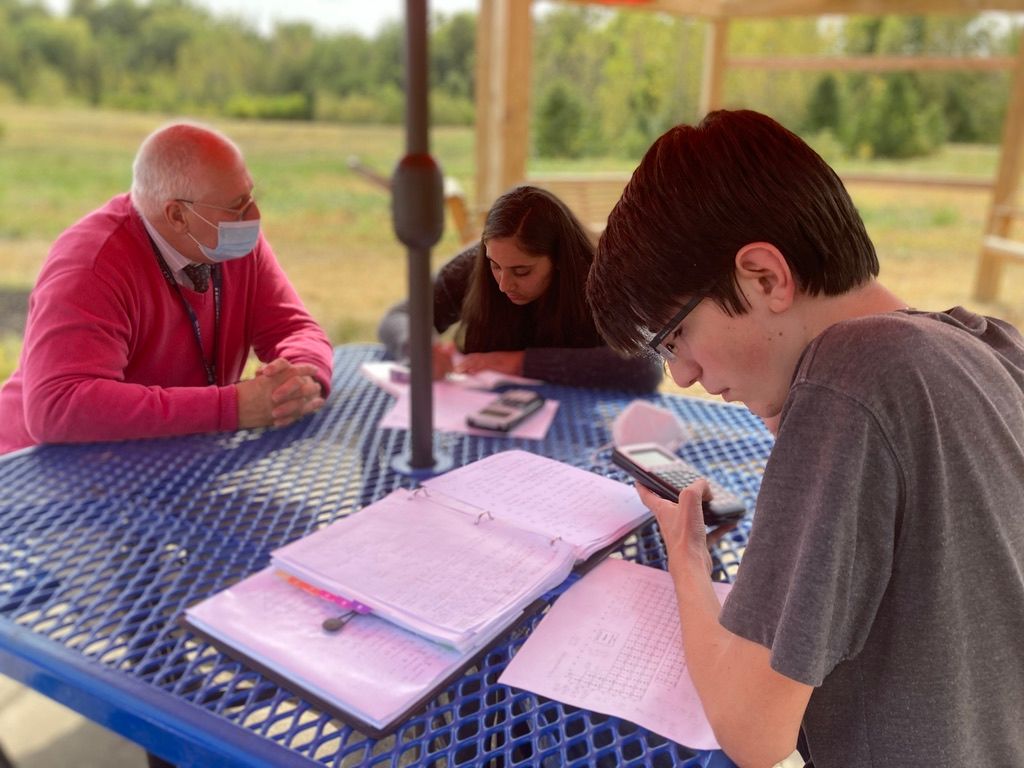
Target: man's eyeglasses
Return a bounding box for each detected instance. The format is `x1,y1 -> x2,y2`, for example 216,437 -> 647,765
648,294 -> 704,363
176,194 -> 257,222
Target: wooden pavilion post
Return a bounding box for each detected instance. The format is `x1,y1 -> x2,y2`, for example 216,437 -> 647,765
699,17 -> 729,117
975,35 -> 1024,301
475,0 -> 534,212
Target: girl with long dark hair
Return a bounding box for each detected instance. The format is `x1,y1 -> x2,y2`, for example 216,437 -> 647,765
379,185 -> 660,390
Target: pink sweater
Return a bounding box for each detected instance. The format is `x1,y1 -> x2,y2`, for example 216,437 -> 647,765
0,194 -> 333,454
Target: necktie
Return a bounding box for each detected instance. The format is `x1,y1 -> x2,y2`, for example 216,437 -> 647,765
183,263 -> 211,293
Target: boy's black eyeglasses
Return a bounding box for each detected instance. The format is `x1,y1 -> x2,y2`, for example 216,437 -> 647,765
648,294 -> 704,363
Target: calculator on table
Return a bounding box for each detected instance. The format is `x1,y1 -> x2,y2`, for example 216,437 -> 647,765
466,389 -> 545,432
612,441 -> 747,526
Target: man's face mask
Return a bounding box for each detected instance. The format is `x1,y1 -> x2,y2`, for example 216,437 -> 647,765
182,199 -> 261,262
611,400 -> 690,450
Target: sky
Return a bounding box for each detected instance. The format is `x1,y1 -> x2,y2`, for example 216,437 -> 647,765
42,0 -> 483,37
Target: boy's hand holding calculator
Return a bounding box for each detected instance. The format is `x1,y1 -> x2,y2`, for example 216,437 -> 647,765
612,442 -> 747,527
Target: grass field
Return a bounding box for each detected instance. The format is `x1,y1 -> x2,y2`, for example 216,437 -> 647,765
1,103 -> 1022,392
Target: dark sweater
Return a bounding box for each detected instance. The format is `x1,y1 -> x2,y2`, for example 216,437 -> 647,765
378,244 -> 662,392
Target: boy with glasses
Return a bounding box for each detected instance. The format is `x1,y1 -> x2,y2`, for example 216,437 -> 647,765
587,109 -> 1024,767
0,121 -> 332,453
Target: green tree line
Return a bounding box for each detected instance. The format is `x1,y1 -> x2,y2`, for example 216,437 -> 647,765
0,0 -> 477,124
533,9 -> 1018,159
1,0 -> 1019,159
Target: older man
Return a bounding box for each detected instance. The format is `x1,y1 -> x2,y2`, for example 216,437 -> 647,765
0,121 -> 333,454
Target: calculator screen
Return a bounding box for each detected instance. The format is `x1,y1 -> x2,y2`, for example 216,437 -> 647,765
630,447 -> 676,466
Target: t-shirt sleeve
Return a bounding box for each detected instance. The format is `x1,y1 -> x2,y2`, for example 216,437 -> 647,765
719,382 -> 903,686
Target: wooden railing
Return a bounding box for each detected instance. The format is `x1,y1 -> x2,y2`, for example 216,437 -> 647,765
526,170 -> 993,234
347,155 -> 481,244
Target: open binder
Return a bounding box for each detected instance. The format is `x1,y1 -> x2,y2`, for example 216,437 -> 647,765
182,450 -> 651,735
182,566 -> 539,736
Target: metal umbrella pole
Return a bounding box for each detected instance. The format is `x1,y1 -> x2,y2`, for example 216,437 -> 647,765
390,0 -> 452,476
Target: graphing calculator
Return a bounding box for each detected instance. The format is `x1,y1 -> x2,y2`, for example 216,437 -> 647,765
466,389 -> 545,432
611,442 -> 747,526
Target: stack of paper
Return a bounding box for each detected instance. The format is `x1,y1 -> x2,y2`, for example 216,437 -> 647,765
271,489 -> 578,651
270,451 -> 651,650
185,451 -> 653,735
184,567 -> 508,735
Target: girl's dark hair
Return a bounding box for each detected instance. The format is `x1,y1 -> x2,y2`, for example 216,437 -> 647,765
588,109 -> 879,355
459,185 -> 603,351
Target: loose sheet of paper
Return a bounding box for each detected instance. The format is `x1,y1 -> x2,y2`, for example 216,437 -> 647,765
378,381 -> 559,440
360,361 -> 544,396
499,557 -> 732,750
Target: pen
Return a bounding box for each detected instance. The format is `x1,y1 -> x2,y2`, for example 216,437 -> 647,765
275,571 -> 373,614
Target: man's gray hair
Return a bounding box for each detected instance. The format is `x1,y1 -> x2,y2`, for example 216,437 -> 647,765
130,121 -> 243,219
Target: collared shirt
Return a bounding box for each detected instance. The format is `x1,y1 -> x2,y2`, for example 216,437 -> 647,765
140,213 -> 205,291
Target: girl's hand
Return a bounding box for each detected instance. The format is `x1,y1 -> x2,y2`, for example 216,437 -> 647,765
455,350 -> 525,376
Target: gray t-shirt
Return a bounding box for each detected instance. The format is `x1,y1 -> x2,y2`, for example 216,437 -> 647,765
720,307 -> 1024,767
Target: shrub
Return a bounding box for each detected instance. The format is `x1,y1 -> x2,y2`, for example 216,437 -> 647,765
535,80 -> 584,158
224,92 -> 312,121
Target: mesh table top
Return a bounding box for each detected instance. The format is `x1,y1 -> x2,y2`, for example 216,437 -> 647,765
0,344 -> 772,767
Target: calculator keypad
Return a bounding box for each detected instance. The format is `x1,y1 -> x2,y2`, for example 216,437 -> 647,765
658,468 -> 702,487
654,463 -> 746,519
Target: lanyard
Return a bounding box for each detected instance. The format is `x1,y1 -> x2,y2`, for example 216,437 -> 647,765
147,235 -> 221,386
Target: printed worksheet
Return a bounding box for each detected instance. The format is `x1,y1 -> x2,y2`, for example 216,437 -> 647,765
499,557 -> 732,750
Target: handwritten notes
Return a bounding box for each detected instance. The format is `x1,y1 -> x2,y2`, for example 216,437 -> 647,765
499,557 -> 732,750
270,451 -> 650,651
423,450 -> 650,559
184,567 -> 475,732
272,489 -> 577,647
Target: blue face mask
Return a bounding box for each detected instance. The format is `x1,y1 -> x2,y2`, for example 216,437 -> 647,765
184,203 -> 261,262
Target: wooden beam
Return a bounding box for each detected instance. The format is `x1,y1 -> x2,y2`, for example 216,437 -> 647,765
700,18 -> 730,116
983,234 -> 1024,262
727,54 -> 1017,72
716,0 -> 1024,16
841,172 -> 992,190
560,0 -> 1024,19
976,39 -> 1024,300
474,0 -> 533,213
630,0 -> 1024,18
